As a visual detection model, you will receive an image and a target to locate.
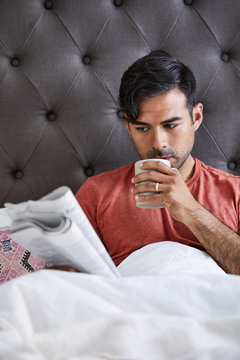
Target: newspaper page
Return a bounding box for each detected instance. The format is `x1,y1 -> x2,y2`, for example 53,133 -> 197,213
5,187 -> 120,278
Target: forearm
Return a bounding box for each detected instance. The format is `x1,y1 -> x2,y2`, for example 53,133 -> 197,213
182,203 -> 240,275
132,161 -> 240,274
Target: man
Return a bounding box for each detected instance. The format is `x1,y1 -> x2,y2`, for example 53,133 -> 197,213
76,51 -> 240,275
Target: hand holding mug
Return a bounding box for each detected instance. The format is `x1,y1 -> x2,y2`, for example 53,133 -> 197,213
134,159 -> 174,208
132,158 -> 199,222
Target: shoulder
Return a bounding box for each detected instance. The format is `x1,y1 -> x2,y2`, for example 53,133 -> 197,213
197,159 -> 240,182
85,163 -> 134,185
192,159 -> 240,197
76,162 -> 134,194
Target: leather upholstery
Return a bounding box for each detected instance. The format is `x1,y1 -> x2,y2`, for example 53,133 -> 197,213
0,0 -> 239,206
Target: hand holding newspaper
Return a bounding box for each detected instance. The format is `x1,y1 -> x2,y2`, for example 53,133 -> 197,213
5,187 -> 120,278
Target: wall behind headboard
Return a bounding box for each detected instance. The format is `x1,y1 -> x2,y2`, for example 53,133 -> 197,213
0,0 -> 240,207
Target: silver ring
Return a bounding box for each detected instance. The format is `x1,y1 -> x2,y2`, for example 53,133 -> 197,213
155,182 -> 159,192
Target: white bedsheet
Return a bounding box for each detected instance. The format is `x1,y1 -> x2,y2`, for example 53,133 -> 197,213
0,208 -> 11,229
0,242 -> 240,360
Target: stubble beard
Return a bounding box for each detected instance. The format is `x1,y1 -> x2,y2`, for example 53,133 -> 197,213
145,143 -> 194,170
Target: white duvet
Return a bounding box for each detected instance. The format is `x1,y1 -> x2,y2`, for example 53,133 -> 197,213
1,241 -> 240,360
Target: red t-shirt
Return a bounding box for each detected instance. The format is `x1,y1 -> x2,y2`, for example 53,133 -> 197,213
75,158 -> 240,266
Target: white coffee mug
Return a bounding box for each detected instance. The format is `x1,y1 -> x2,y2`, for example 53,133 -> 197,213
134,159 -> 172,209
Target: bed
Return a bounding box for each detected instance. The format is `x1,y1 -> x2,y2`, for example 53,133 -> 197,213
1,0 -> 240,358
1,237 -> 240,358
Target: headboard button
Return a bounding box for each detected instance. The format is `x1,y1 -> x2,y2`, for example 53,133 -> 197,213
85,167 -> 94,177
114,0 -> 123,6
11,58 -> 20,67
221,53 -> 230,62
228,161 -> 236,170
46,112 -> 57,121
44,1 -> 54,10
184,0 -> 193,5
15,170 -> 23,179
82,55 -> 92,65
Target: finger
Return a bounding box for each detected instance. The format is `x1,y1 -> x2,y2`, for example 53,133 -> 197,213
135,193 -> 167,204
140,160 -> 173,174
133,181 -> 159,194
46,265 -> 79,272
133,182 -> 169,195
133,171 -> 170,185
133,165 -> 180,184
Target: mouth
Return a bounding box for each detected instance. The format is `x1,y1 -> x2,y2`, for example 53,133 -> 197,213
155,156 -> 172,161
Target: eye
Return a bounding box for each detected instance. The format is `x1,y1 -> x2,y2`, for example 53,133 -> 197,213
164,124 -> 178,129
136,127 -> 149,132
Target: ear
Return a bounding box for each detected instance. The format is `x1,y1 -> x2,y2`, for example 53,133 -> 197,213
192,103 -> 203,131
124,117 -> 131,136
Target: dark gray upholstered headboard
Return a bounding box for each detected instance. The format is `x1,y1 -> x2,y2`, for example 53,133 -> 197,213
0,0 -> 240,207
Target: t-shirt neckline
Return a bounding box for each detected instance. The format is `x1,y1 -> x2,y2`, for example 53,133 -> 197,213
186,158 -> 201,187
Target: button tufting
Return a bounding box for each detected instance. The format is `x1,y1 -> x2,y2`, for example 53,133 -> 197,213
221,52 -> 230,62
228,161 -> 236,170
184,0 -> 193,5
15,170 -> 23,179
114,0 -> 123,6
82,55 -> 92,65
11,58 -> 20,67
85,167 -> 94,177
117,109 -> 125,119
44,0 -> 54,10
46,112 -> 57,121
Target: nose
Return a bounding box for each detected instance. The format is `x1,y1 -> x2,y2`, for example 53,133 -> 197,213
151,127 -> 167,150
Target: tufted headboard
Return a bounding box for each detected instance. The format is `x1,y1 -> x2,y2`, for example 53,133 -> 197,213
0,0 -> 240,207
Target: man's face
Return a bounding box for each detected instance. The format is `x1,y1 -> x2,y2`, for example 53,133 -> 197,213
126,88 -> 203,171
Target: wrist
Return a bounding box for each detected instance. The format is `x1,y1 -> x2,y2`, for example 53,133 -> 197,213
180,201 -> 211,230
170,199 -> 203,226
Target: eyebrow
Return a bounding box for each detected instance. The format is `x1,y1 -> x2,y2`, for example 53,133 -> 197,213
130,116 -> 182,126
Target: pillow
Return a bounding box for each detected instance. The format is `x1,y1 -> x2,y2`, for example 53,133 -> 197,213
0,229 -> 45,285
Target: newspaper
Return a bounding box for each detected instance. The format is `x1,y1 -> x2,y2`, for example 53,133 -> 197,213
5,186 -> 120,278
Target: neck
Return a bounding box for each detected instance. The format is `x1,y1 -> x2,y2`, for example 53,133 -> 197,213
179,156 -> 195,182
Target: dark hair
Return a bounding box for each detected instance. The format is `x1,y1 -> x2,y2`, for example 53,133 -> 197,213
119,50 -> 196,122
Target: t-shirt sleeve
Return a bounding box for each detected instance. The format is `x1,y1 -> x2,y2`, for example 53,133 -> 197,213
75,179 -> 103,241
